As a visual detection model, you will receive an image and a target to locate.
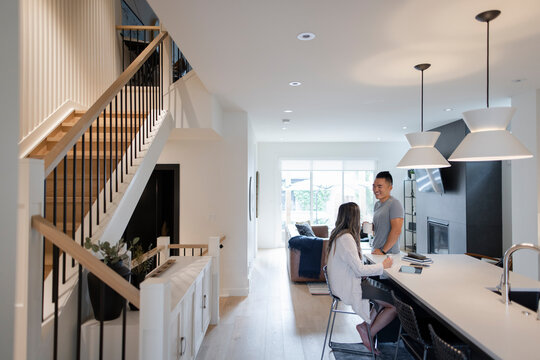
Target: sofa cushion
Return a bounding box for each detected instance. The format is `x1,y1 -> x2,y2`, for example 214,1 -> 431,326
295,223 -> 316,237
288,235 -> 324,279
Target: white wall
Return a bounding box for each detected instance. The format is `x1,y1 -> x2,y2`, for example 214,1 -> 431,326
19,0 -> 122,141
510,90 -> 540,280
1,1 -> 19,358
257,141 -> 409,249
165,72 -> 223,137
157,111 -> 251,296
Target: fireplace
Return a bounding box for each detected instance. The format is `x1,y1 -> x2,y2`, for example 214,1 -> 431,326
428,218 -> 449,254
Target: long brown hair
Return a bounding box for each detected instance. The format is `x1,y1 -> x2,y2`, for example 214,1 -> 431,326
328,202 -> 362,255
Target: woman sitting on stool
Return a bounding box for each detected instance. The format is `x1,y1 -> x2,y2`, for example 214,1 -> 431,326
327,202 -> 397,353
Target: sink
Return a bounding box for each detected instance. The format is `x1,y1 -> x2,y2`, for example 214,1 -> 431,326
489,288 -> 540,312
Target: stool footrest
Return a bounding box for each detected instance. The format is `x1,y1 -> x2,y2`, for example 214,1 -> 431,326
329,341 -> 375,356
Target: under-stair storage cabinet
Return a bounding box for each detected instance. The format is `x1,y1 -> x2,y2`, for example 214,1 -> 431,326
140,256 -> 213,360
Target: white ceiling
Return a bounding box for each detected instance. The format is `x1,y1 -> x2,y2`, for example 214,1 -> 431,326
149,0 -> 540,142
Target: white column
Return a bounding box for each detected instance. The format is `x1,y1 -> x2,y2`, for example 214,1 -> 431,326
208,236 -> 220,325
15,159 -> 44,360
139,278 -> 171,360
156,236 -> 170,266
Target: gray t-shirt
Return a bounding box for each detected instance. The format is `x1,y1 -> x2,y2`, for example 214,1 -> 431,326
372,196 -> 403,254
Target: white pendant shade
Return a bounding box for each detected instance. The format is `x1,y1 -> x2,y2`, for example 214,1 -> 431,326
397,131 -> 451,169
449,107 -> 533,161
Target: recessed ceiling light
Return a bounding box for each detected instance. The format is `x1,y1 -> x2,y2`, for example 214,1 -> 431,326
402,126 -> 407,130
377,137 -> 381,141
444,108 -> 453,112
297,32 -> 316,41
289,81 -> 302,86
282,127 -> 287,130
284,110 -> 293,113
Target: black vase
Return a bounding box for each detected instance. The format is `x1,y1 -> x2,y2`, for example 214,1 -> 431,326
128,271 -> 146,311
87,261 -> 131,321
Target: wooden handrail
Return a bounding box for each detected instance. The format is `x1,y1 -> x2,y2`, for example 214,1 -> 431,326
168,244 -> 209,249
32,215 -> 140,308
116,25 -> 161,30
43,31 -> 168,176
131,245 -> 165,268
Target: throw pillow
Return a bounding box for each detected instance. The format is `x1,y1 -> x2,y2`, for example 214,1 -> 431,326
295,223 -> 315,237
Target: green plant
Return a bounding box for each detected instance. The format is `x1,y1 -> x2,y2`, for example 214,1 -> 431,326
85,237 -> 133,265
129,238 -> 154,276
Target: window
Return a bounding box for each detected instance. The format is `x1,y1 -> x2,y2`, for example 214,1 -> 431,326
281,160 -> 376,229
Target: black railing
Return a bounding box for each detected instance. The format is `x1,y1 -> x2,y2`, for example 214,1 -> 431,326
41,28 -> 166,360
172,41 -> 192,82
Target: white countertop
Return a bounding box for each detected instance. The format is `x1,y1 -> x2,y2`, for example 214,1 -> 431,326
365,252 -> 540,360
148,256 -> 212,310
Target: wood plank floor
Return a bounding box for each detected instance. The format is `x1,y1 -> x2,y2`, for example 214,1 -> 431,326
196,248 -> 362,360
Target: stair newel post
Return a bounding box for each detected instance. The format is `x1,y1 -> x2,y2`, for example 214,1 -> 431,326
157,236 -> 170,267
208,236 -> 220,325
17,159 -> 45,359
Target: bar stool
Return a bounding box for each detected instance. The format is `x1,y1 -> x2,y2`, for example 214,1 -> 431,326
428,325 -> 468,360
321,265 -> 376,360
391,291 -> 431,360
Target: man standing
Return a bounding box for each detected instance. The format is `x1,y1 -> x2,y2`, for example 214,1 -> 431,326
371,171 -> 403,255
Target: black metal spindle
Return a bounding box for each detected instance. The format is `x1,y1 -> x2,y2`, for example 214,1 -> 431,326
62,157 -> 67,282
122,300 -> 127,360
159,44 -> 163,110
42,179 -> 46,321
76,133 -> 85,360
192,248 -> 194,256
115,96 -> 119,192
71,144 -> 76,269
99,282 -> 104,360
96,116 -> 100,226
110,102 -> 113,202
130,30 -> 134,167
138,30 -> 142,153
200,248 -> 202,256
53,168 -> 58,360
144,30 -> 148,145
89,125 -> 93,236
103,108 -> 107,214
120,89 -> 124,183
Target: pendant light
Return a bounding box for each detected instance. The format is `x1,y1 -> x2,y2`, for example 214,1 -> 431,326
449,10 -> 533,161
397,64 -> 450,169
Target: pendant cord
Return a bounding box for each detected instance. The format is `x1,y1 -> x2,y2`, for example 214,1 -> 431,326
421,69 -> 424,132
487,21 -> 490,108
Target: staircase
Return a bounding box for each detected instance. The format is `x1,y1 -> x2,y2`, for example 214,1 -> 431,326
23,27 -> 177,360
28,109 -> 147,279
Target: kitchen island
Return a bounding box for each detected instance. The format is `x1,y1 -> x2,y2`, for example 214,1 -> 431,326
365,253 -> 540,359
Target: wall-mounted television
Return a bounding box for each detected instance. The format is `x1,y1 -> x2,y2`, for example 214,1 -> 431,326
415,168 -> 444,194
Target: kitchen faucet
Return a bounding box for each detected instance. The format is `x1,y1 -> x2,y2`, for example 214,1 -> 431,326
497,243 -> 540,314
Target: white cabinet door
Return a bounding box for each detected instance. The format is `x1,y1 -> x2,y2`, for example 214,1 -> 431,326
179,288 -> 194,360
192,275 -> 203,355
201,265 -> 211,332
